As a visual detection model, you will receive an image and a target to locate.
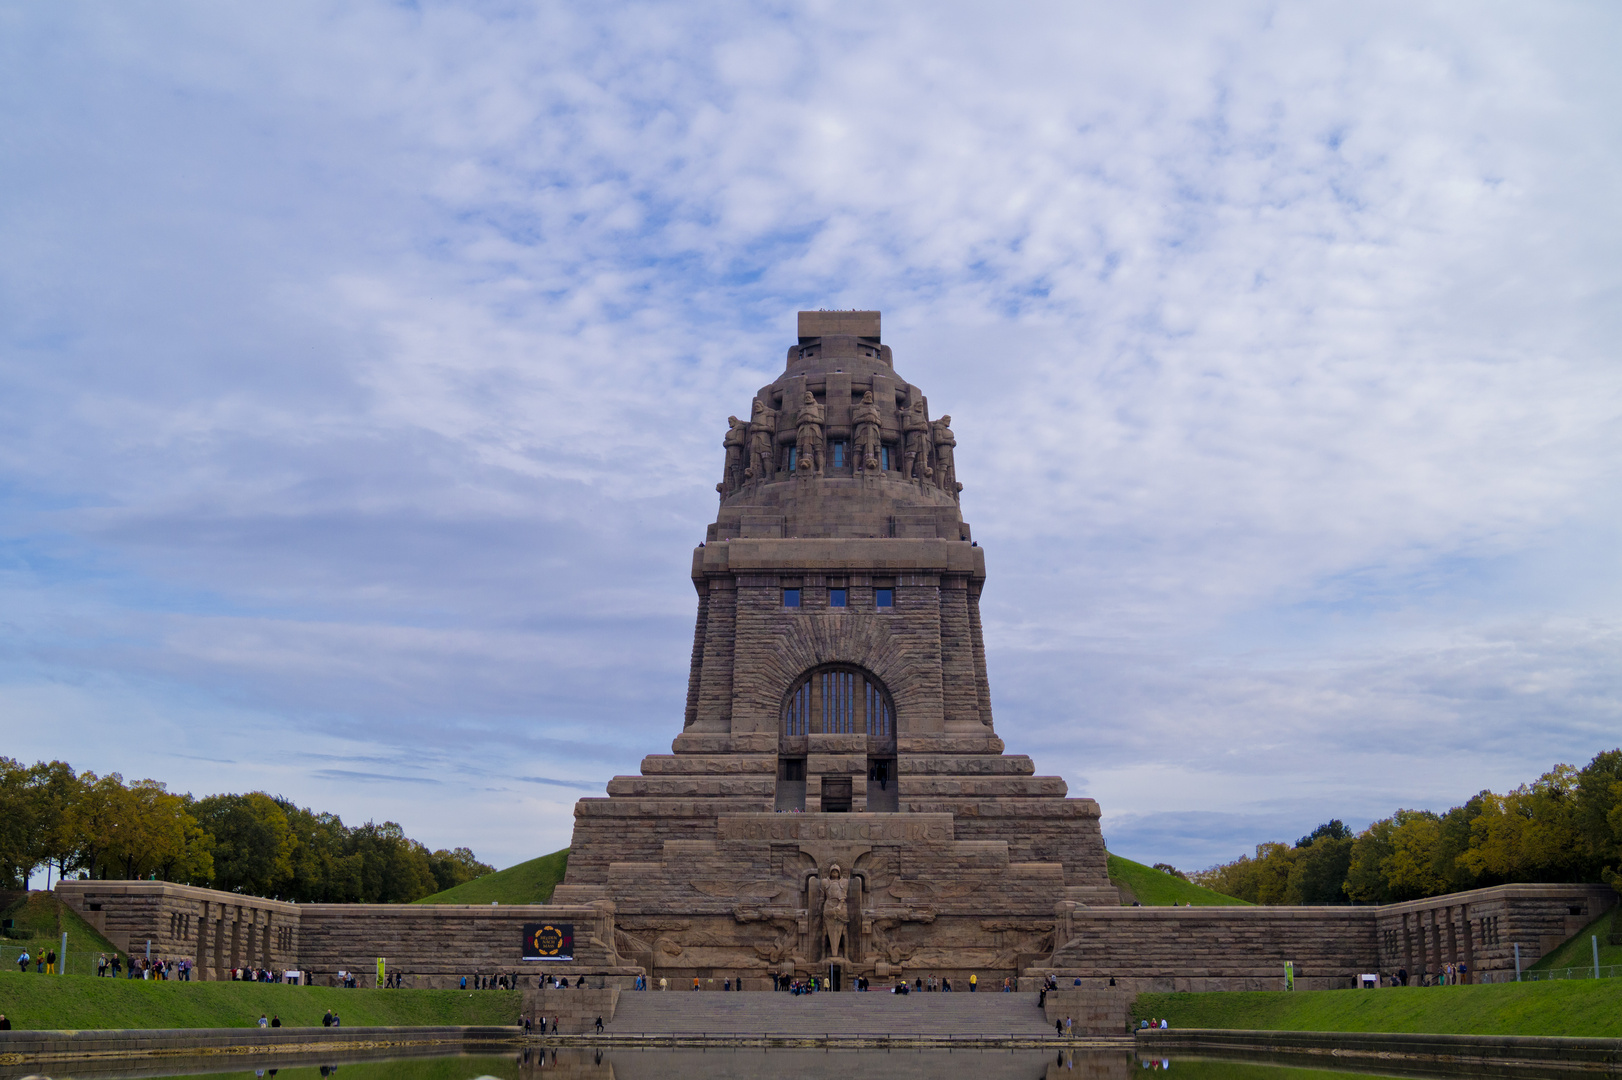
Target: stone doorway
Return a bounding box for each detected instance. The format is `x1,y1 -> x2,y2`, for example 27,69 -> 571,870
821,776 -> 852,812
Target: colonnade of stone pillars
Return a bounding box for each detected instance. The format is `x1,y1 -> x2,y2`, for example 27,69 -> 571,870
192,900 -> 283,980
1398,904 -> 1477,984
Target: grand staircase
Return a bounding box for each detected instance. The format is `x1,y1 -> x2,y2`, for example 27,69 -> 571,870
608,990 -> 1058,1036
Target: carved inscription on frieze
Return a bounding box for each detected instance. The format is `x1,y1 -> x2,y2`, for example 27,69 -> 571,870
716,813 -> 954,845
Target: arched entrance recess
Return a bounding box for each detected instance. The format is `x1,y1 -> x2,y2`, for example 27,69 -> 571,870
776,664 -> 898,812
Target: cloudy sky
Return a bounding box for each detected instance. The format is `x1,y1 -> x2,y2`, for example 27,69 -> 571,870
3,1 -> 1619,879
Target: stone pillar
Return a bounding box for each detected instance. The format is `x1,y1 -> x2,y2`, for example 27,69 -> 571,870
938,575 -> 980,731
196,901 -> 210,978
1461,904 -> 1476,985
1427,909 -> 1441,981
214,913 -> 227,980
967,579 -> 994,725
1445,906 -> 1459,976
694,577 -> 736,733
230,906 -> 243,971
683,584 -> 709,729
1402,912 -> 1413,978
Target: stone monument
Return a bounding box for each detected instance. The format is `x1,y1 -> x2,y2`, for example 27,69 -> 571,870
552,310 -> 1118,988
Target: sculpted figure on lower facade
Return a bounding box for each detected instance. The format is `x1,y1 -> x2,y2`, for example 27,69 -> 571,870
820,865 -> 851,959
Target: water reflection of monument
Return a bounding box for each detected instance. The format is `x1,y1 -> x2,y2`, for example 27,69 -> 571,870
520,1047 -> 1129,1080
551,311 -> 1118,988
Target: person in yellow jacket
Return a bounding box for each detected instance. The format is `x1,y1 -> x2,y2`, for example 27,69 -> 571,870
969,973 -> 977,992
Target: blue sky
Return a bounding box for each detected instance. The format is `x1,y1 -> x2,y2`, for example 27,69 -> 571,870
2,0 -> 1619,877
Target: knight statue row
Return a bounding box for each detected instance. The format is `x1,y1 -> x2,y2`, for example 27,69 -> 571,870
718,393 -> 961,499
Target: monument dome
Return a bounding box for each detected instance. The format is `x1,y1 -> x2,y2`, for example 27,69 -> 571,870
711,311 -> 968,543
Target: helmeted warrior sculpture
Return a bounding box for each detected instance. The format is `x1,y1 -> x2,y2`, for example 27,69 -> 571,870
795,391 -> 826,475
852,390 -> 883,473
902,399 -> 932,482
931,414 -> 959,499
719,415 -> 748,494
745,398 -> 777,483
821,864 -> 850,959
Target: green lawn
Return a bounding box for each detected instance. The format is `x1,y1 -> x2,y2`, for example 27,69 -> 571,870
0,970 -> 521,1030
1108,854 -> 1249,906
1,891 -> 121,978
1135,979 -> 1622,1037
413,849 -> 569,905
1528,906 -> 1621,972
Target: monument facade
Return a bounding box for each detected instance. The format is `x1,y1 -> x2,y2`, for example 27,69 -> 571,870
47,311 -> 1619,997
551,311 -> 1118,987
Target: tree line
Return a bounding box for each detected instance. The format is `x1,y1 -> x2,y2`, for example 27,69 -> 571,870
0,758 -> 494,902
1192,749 -> 1622,905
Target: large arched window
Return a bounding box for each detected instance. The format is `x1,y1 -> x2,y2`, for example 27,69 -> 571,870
779,664 -> 895,748
778,664 -> 898,813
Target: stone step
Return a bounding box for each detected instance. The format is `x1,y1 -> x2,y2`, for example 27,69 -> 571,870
608,990 -> 1059,1035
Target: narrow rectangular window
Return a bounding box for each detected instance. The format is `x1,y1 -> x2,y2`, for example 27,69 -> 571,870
881,446 -> 891,470
786,447 -> 797,472
829,588 -> 847,607
875,587 -> 893,608
783,588 -> 801,608
831,442 -> 845,468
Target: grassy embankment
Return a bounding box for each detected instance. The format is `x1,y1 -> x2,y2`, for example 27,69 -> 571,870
1107,854 -> 1249,907
1528,906 -> 1621,971
0,890 -> 120,977
0,970 -> 521,1030
413,849 -> 569,905
1135,979 -> 1622,1037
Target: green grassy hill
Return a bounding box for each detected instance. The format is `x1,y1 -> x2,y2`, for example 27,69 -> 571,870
1528,906 -> 1621,972
1,891 -> 120,977
413,849 -> 569,905
1136,978 -> 1622,1037
0,971 -> 519,1030
1108,853 -> 1249,906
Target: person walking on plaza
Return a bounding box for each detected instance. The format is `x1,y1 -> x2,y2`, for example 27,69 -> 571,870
969,973 -> 977,992
595,1016 -> 604,1033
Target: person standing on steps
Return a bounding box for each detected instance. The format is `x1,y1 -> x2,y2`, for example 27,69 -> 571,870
1055,1018 -> 1063,1036
595,1016 -> 604,1033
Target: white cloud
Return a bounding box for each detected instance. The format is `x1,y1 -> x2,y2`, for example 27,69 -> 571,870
0,0 -> 1618,870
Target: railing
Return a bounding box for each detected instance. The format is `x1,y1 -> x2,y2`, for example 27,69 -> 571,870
1519,964 -> 1622,981
1,940 -> 100,978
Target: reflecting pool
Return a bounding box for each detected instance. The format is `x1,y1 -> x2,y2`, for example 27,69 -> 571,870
3,1048 -> 1563,1080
